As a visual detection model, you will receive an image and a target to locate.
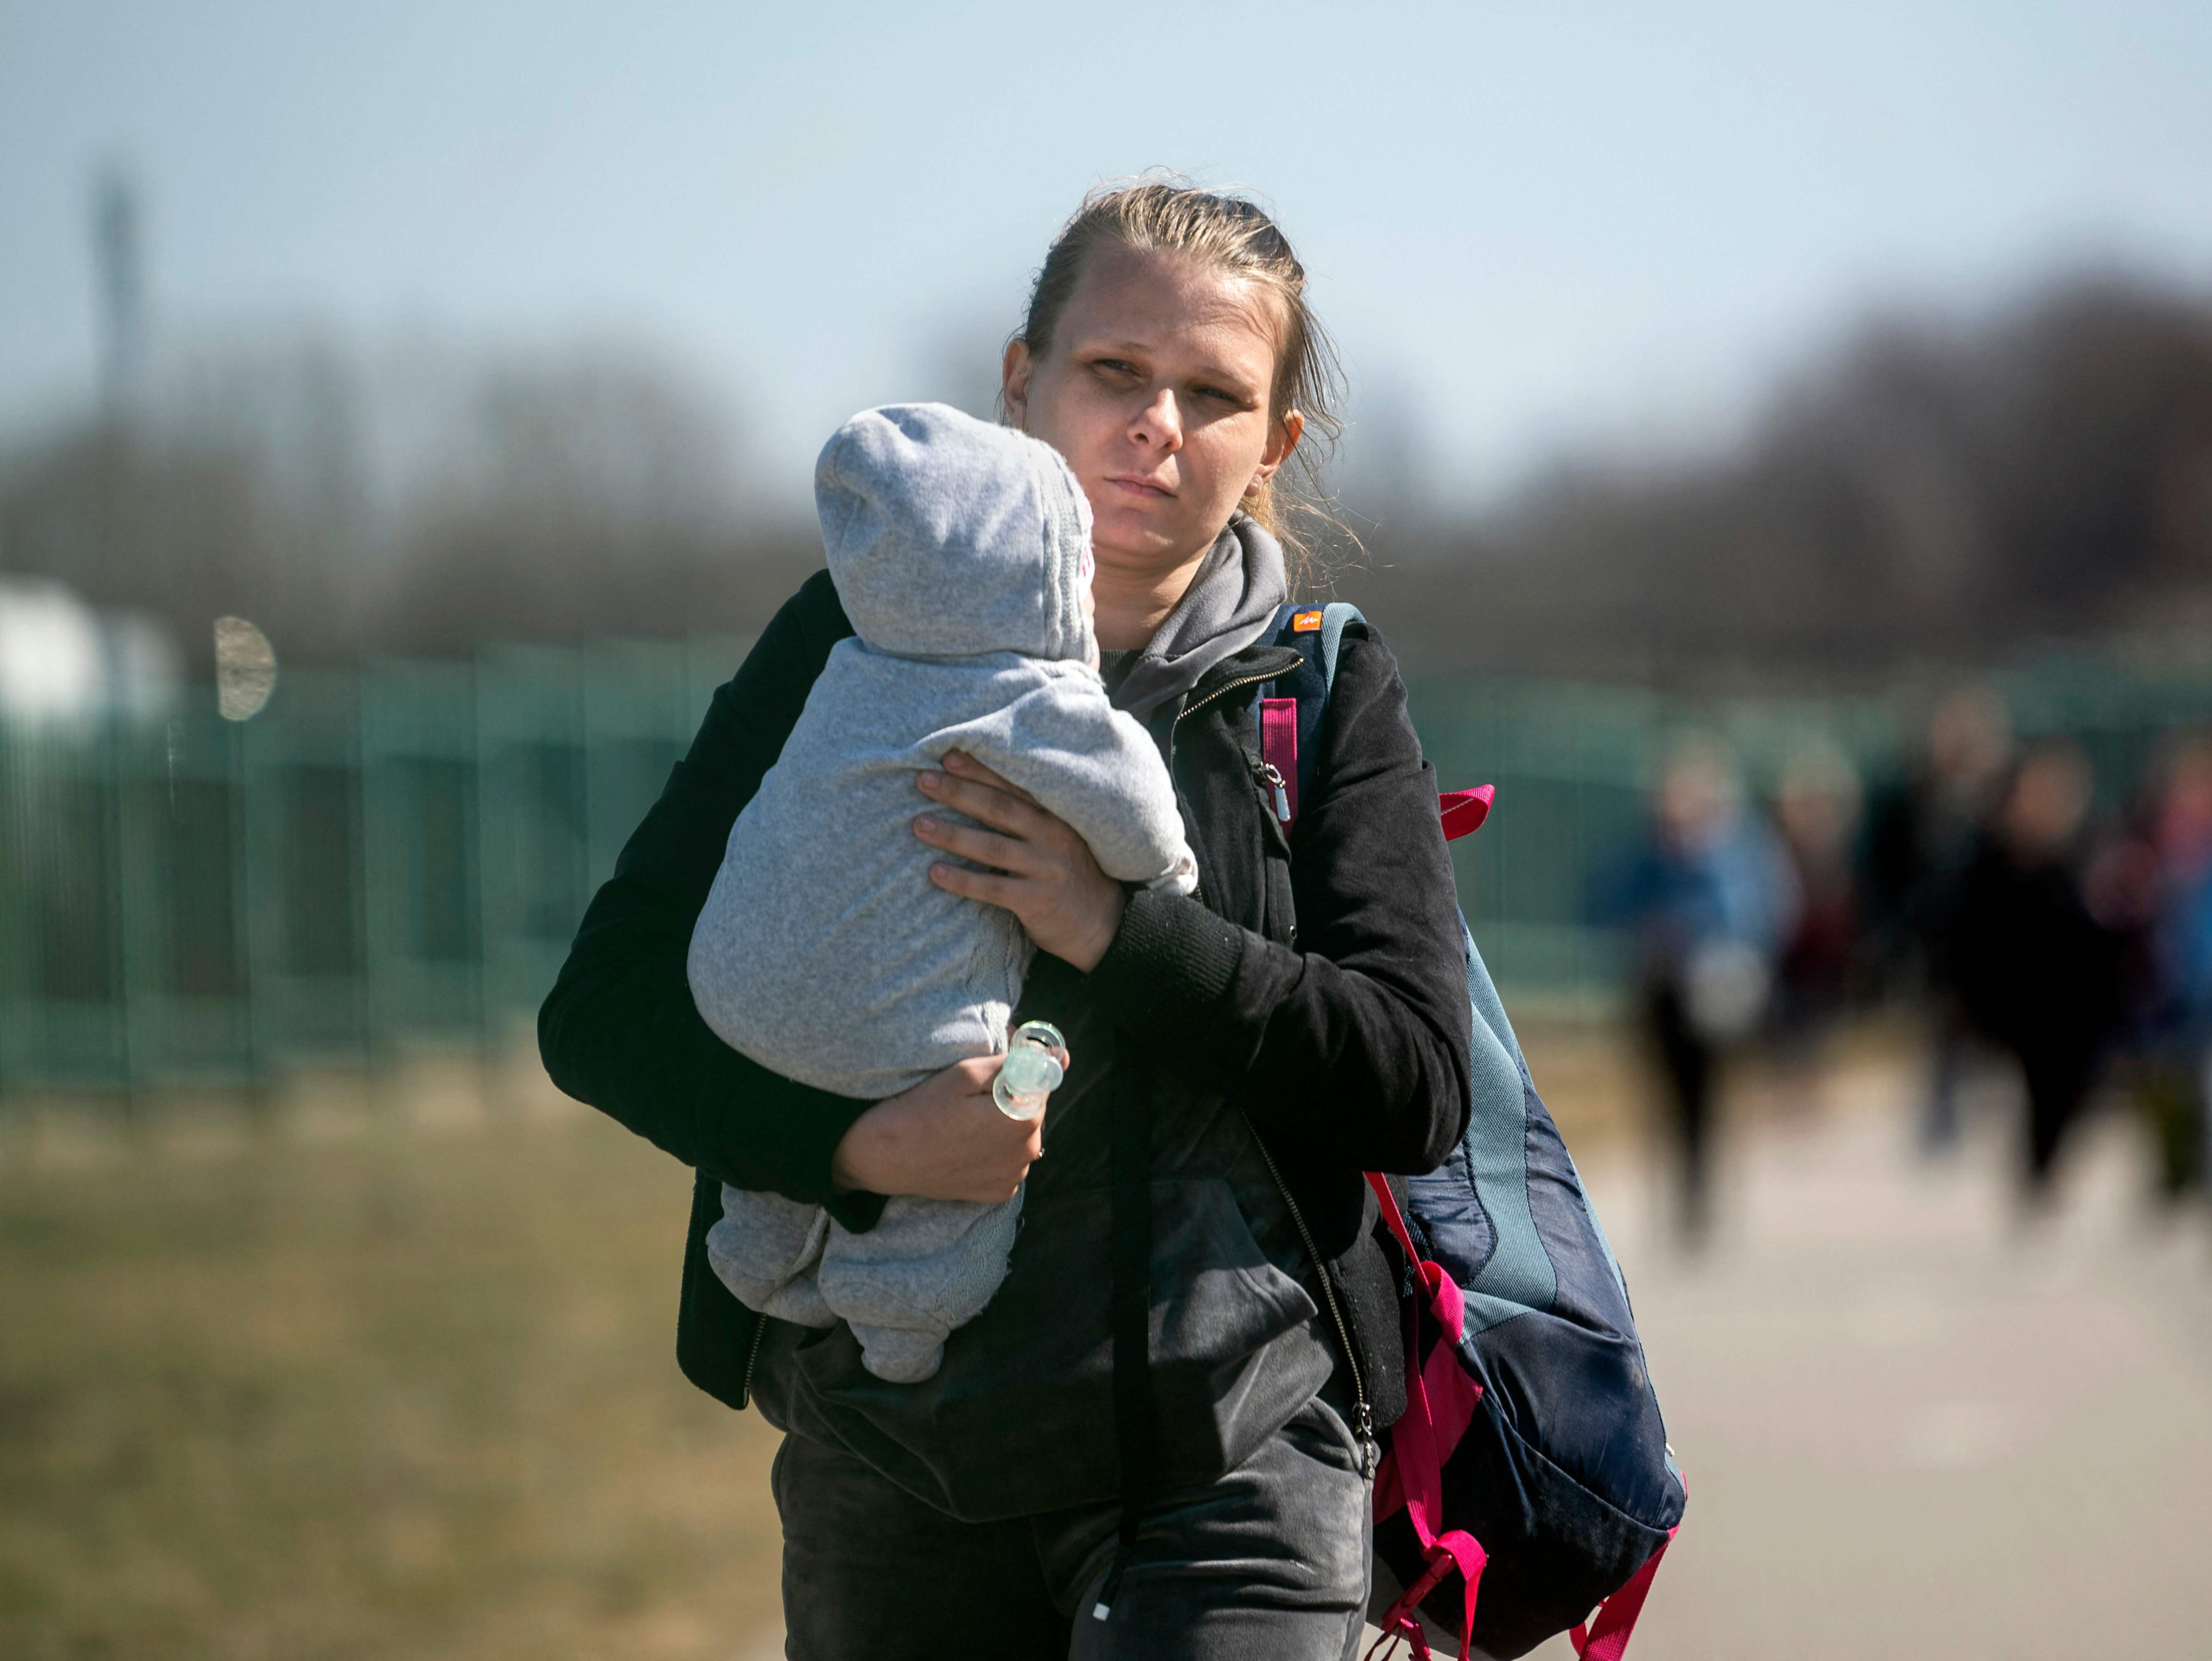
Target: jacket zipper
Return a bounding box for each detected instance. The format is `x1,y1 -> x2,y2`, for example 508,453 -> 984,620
1174,667 -> 1282,728
1165,667 -> 1286,772
1244,1112 -> 1380,1479
1248,756 -> 1291,823
738,1312 -> 768,1409
1185,665 -> 1375,1474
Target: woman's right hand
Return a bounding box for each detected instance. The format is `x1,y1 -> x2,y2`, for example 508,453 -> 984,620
829,1054 -> 1052,1204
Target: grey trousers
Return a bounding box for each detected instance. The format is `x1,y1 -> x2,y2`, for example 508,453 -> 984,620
771,1392 -> 1374,1661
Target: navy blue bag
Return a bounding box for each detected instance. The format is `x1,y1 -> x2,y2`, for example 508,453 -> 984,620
1258,603 -> 1685,1661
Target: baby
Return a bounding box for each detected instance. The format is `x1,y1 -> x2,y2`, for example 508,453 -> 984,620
687,402 -> 1197,1382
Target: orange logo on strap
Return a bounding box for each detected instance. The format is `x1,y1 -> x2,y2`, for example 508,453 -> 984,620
1292,609 -> 1323,633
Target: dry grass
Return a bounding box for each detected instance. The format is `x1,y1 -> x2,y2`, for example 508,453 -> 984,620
0,1077 -> 785,1661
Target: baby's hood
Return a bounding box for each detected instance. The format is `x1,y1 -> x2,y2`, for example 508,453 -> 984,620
815,403 -> 1095,661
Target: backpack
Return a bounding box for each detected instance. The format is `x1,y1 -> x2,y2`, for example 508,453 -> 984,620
1258,602 -> 1686,1661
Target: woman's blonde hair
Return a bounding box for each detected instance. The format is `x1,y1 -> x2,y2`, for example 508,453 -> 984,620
1011,176 -> 1351,584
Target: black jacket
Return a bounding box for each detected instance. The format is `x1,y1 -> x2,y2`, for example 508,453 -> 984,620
1944,833 -> 2126,1063
538,571 -> 1471,1505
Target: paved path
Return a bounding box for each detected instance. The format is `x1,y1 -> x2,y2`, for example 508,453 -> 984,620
1538,1082 -> 2212,1660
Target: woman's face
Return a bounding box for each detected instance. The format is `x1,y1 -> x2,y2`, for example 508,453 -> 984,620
1003,247 -> 1301,584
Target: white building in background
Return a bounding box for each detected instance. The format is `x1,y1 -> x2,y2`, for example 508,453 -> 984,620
0,576 -> 180,731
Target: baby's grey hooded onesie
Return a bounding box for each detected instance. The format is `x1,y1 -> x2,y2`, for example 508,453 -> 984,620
688,402 -> 1196,1382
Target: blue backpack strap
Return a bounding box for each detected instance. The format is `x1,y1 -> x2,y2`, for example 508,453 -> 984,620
1317,601 -> 1363,698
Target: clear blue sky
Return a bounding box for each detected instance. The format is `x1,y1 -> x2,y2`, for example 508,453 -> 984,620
3,0 -> 2209,507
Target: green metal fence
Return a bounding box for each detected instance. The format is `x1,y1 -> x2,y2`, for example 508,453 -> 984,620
5,636 -> 2210,1099
0,639 -> 744,1099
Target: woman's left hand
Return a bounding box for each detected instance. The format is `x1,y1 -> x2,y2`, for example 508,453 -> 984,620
914,751 -> 1127,972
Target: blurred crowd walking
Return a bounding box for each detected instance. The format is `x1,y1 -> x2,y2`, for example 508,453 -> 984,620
1601,689 -> 2212,1241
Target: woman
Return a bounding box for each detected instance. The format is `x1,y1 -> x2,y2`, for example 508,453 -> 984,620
539,180 -> 1472,1660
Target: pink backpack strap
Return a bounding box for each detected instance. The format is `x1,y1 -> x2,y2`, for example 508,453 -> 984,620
1568,1492 -> 1682,1661
1260,696 -> 1301,826
1366,1172 -> 1463,1344
1365,1173 -> 1486,1660
1439,786 -> 1494,841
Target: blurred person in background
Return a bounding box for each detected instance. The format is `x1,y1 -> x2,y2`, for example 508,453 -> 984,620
1862,686 -> 2014,1152
1940,741 -> 2129,1204
1601,738 -> 1799,1242
1770,742 -> 1864,1087
2118,733 -> 2212,1205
